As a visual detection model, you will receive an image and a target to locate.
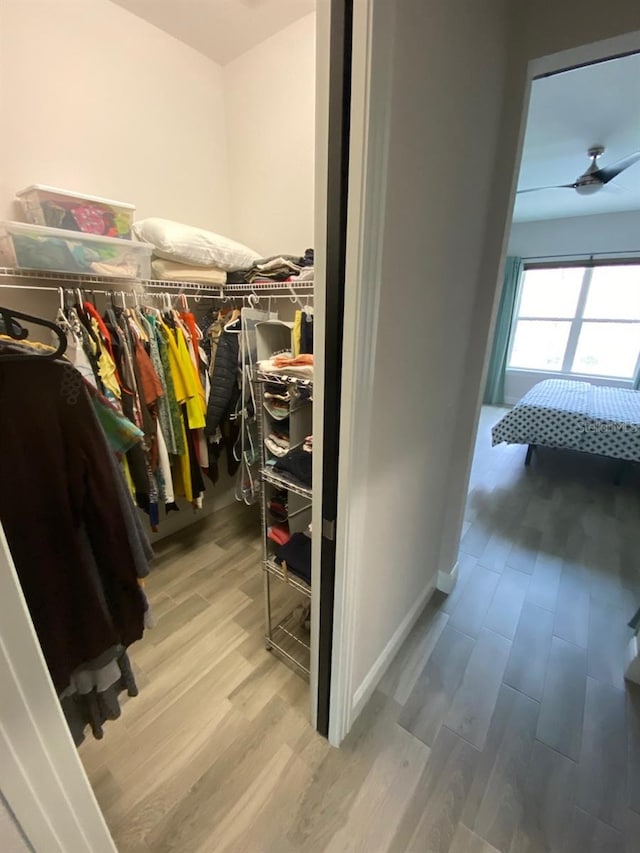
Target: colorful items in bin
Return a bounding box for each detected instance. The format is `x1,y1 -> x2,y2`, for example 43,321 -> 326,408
0,221 -> 152,279
17,185 -> 135,238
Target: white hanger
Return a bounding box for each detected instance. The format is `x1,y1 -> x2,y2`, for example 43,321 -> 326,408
288,286 -> 304,310
224,310 -> 241,333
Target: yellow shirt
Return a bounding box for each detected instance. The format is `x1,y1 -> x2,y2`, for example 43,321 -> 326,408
90,318 -> 121,402
159,321 -> 195,502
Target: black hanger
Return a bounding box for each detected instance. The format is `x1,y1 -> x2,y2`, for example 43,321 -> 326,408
0,306 -> 67,363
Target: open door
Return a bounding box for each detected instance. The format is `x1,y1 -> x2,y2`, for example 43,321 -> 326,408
315,0 -> 353,737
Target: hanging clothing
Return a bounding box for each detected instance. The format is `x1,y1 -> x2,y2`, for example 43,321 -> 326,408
301,311 -> 314,355
293,310 -> 302,358
153,319 -> 185,455
60,647 -> 138,745
0,357 -> 146,692
205,324 -> 240,436
87,384 -> 144,455
146,314 -> 178,455
57,308 -> 97,387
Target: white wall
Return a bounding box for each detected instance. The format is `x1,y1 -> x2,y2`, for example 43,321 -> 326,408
340,0 -> 510,707
508,210 -> 640,258
0,0 -> 230,231
224,14 -> 316,257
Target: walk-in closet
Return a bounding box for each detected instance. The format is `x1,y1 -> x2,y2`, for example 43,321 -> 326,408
0,1 -> 323,849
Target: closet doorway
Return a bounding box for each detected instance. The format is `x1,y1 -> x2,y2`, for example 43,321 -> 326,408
0,1 -> 352,850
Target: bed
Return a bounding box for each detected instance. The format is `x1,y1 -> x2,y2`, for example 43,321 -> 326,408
492,379 -> 640,466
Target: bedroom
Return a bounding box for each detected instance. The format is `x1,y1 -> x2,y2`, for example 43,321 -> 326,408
436,47 -> 640,834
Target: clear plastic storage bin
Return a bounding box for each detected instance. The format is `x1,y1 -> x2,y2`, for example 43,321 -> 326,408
16,185 -> 135,239
0,221 -> 152,279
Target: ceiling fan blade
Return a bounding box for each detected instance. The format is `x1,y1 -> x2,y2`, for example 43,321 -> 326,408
517,184 -> 575,194
592,150 -> 640,184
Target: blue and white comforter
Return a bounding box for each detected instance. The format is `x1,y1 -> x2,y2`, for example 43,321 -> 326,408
492,379 -> 640,462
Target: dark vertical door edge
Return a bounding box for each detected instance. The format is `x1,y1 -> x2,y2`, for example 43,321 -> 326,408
317,0 -> 353,737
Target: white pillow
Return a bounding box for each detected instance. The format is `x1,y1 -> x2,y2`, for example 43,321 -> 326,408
132,218 -> 260,271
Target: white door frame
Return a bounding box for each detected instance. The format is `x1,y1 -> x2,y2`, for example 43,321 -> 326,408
327,15 -> 640,745
326,0 -> 392,746
0,524 -> 117,851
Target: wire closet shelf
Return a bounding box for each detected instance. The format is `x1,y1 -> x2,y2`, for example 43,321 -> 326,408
0,267 -> 314,297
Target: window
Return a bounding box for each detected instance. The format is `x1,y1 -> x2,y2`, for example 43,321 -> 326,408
507,263 -> 640,381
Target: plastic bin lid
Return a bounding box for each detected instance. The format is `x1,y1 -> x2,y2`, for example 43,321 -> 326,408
16,185 -> 135,210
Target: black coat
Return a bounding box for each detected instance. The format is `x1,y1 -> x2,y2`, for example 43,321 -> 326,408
205,329 -> 239,435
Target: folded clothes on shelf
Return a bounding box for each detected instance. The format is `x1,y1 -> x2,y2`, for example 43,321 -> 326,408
263,390 -> 290,420
274,531 -> 312,585
290,267 -> 314,283
268,490 -> 288,522
258,352 -> 314,380
268,522 -> 290,546
264,388 -> 290,402
226,249 -> 314,285
151,257 -> 227,284
264,431 -> 290,458
274,354 -> 313,367
274,445 -> 312,488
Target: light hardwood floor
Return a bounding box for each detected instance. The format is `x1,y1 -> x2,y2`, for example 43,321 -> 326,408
81,406 -> 640,852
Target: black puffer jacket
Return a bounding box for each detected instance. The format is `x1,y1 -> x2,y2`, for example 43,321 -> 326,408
205,329 -> 239,435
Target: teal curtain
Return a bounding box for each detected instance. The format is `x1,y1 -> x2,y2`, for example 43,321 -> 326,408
483,256 -> 523,405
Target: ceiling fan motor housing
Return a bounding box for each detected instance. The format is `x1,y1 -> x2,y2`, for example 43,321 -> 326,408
575,145 -> 606,193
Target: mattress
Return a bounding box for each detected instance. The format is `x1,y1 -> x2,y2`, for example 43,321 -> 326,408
492,379 -> 640,462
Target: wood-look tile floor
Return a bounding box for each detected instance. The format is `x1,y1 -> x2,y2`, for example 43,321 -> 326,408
81,406 -> 640,852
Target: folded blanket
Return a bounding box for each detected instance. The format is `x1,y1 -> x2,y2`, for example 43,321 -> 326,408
151,257 -> 227,285
273,354 -> 314,367
227,253 -> 307,284
258,358 -> 314,380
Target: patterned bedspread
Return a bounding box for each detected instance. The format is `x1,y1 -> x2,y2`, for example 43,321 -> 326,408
492,379 -> 640,462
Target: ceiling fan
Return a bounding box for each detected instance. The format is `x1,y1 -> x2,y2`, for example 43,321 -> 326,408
518,145 -> 640,196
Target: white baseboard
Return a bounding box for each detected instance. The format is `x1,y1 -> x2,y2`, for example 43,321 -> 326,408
625,635 -> 640,685
350,579 -> 436,723
436,561 -> 458,595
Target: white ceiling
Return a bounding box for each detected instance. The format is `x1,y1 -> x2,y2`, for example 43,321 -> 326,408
514,52 -> 640,223
111,0 -> 315,66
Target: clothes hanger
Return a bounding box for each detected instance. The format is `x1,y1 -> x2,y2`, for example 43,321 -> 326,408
224,309 -> 241,333
288,286 -> 305,310
125,290 -> 149,342
0,306 -> 67,363
55,287 -> 72,329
